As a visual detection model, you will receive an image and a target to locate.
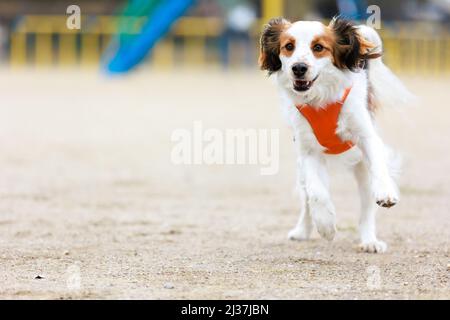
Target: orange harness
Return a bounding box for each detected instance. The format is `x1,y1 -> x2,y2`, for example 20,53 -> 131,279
296,87 -> 354,155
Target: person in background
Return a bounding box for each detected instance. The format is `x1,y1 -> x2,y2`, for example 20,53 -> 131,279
218,0 -> 258,68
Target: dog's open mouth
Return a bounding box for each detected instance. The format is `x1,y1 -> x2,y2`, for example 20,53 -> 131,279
293,75 -> 319,92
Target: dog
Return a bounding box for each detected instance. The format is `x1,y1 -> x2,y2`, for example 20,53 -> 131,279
259,17 -> 413,253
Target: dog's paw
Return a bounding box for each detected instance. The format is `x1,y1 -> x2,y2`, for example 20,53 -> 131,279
373,179 -> 399,209
376,197 -> 398,208
311,205 -> 336,241
288,227 -> 311,241
358,240 -> 387,253
316,220 -> 336,241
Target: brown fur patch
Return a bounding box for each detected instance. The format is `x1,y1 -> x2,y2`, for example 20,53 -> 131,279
328,17 -> 382,71
279,33 -> 296,57
259,18 -> 291,74
311,31 -> 335,60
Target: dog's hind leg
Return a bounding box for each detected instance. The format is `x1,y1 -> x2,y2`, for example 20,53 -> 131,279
353,160 -> 387,253
288,172 -> 313,241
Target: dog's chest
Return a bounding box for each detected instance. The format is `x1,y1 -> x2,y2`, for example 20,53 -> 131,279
291,103 -> 354,154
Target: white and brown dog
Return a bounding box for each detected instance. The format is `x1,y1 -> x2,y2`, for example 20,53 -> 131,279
259,17 -> 413,253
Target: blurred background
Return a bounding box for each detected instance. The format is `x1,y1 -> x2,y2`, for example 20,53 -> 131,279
0,0 -> 448,73
1,0 -> 450,300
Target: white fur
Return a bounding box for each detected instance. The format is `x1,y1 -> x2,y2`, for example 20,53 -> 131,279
273,21 -> 412,253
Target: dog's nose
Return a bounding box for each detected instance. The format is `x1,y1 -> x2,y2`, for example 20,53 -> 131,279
292,63 -> 308,77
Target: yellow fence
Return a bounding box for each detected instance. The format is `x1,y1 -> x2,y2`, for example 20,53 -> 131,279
10,15 -> 225,68
9,15 -> 450,74
382,35 -> 450,75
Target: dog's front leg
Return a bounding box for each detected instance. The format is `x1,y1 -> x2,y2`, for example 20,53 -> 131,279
297,152 -> 337,241
356,120 -> 399,208
354,160 -> 387,253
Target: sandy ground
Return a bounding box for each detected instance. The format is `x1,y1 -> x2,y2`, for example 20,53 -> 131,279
0,69 -> 448,300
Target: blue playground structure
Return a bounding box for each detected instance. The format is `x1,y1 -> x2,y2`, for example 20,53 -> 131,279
104,0 -> 196,74
336,0 -> 369,20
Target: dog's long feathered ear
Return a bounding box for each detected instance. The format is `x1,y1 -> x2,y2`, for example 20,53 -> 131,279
329,16 -> 382,71
259,17 -> 290,75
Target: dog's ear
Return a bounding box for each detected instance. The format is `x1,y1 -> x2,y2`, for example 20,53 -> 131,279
259,17 -> 291,75
329,17 -> 382,71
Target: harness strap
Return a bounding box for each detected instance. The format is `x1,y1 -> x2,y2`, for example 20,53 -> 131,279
340,87 -> 352,104
296,87 -> 354,155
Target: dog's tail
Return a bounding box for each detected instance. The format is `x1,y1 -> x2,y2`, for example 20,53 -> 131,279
358,25 -> 416,111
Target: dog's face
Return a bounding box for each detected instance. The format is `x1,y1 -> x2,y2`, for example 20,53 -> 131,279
259,17 -> 380,94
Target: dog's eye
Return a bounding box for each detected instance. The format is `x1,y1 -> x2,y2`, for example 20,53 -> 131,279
285,43 -> 295,51
313,44 -> 324,52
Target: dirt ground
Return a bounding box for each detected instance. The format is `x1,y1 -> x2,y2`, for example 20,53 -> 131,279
0,69 -> 448,299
